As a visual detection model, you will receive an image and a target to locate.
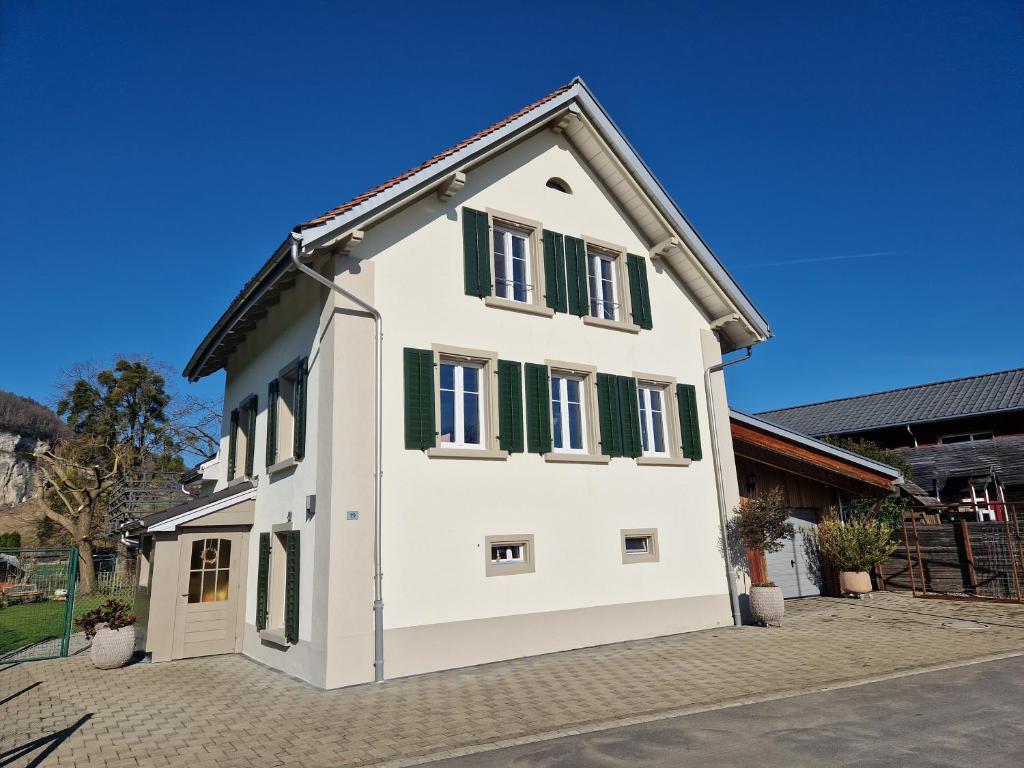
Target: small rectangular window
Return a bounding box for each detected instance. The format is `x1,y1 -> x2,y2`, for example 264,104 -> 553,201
493,223 -> 532,303
621,529 -> 659,564
491,543 -> 525,564
485,535 -> 535,576
587,248 -> 620,321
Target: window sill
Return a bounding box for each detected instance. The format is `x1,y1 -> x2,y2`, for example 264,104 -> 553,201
582,316 -> 641,334
484,296 -> 555,318
227,476 -> 252,488
259,628 -> 290,647
636,456 -> 692,467
267,456 -> 299,476
427,447 -> 509,460
544,452 -> 612,465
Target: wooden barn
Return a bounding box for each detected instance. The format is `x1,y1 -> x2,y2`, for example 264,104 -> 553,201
730,410 -> 902,598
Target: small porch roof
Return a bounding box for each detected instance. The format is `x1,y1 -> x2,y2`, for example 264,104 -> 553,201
122,482 -> 256,534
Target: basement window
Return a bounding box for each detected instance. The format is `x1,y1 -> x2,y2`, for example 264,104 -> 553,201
621,529 -> 659,564
485,535 -> 535,577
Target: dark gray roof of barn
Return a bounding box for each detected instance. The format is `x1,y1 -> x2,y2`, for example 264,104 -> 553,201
758,368 -> 1024,437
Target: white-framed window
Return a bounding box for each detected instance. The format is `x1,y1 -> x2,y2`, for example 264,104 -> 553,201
492,222 -> 532,303
550,373 -> 587,453
624,535 -> 652,555
588,248 -> 620,321
439,360 -> 484,449
491,542 -> 525,565
637,383 -> 670,458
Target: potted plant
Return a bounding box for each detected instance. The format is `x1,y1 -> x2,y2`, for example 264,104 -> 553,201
813,514 -> 897,596
75,598 -> 138,669
733,487 -> 794,626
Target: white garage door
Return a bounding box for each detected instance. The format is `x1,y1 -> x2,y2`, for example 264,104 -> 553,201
765,509 -> 822,599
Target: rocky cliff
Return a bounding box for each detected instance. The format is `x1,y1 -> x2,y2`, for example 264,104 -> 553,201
0,430 -> 48,507
0,390 -> 66,510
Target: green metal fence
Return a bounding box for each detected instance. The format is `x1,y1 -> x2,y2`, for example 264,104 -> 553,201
0,547 -> 79,662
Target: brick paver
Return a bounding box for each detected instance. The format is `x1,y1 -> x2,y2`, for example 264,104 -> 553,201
3,594 -> 1024,768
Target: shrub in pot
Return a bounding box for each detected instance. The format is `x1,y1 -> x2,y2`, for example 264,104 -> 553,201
76,599 -> 138,669
813,515 -> 897,596
733,488 -> 794,626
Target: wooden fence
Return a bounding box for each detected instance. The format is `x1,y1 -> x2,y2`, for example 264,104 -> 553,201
880,520 -> 1024,600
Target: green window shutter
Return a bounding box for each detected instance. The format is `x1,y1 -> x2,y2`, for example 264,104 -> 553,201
542,229 -> 568,313
524,363 -> 552,454
227,409 -> 239,479
244,395 -> 257,477
677,383 -> 703,460
404,347 -> 436,450
596,373 -> 623,457
564,236 -> 589,316
617,376 -> 643,458
497,360 -> 525,453
256,532 -> 270,631
293,358 -> 308,460
627,254 -> 653,330
462,207 -> 492,297
284,530 -> 300,644
266,379 -> 279,468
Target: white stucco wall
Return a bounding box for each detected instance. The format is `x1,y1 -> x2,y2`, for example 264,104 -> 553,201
217,275 -> 324,681
357,130 -> 732,636
208,126 -> 746,687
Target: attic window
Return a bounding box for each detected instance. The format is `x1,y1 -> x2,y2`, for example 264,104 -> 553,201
546,177 -> 571,194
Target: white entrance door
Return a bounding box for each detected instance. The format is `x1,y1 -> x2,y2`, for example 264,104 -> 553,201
765,510 -> 822,599
172,532 -> 245,659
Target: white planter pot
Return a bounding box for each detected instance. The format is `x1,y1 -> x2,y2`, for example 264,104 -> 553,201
839,570 -> 873,595
90,623 -> 136,669
748,585 -> 785,627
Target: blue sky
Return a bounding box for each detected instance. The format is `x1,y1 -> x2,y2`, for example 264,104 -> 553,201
2,0 -> 1021,416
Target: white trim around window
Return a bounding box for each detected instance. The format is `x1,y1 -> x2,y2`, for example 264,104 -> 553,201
637,382 -> 670,458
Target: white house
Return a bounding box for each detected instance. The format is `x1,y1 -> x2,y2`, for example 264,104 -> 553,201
130,77 -> 771,689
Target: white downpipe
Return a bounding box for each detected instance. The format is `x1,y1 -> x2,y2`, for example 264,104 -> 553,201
289,234 -> 386,682
704,346 -> 752,627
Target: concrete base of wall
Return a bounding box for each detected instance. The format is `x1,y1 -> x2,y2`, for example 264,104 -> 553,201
382,593 -> 732,681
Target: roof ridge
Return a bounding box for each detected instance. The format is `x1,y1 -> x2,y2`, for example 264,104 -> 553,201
757,366 -> 1024,416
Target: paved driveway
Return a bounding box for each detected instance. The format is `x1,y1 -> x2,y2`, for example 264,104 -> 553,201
2,594 -> 1024,768
432,655 -> 1024,767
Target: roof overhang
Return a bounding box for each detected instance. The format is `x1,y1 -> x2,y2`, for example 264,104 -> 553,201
184,78 -> 771,381
731,409 -> 902,493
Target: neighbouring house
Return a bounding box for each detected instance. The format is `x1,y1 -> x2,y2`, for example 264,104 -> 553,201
124,77 -> 775,690
730,410 -> 902,599
758,368 -> 1024,519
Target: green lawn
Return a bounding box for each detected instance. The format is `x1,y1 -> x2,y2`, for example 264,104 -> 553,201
0,594 -> 128,656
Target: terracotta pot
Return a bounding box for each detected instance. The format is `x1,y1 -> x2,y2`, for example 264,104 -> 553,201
839,570 -> 873,595
90,623 -> 136,669
748,585 -> 785,627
